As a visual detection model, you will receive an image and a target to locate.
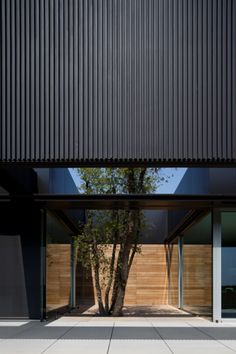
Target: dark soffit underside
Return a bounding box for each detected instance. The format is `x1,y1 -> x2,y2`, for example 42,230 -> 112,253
0,194 -> 236,210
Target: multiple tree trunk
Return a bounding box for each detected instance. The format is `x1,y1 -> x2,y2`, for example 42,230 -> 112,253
77,167 -> 158,316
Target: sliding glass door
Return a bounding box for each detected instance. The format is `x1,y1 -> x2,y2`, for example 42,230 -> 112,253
222,212 -> 236,318
182,213 -> 212,317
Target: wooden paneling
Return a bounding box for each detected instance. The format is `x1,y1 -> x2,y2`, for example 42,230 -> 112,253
46,244 -> 71,311
183,245 -> 212,306
77,245 -> 170,306
126,245 -> 169,305
46,243 -> 212,310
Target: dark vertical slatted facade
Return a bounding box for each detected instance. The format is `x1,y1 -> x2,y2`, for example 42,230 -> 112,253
0,0 -> 236,164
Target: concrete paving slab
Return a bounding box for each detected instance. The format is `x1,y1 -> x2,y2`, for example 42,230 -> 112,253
145,316 -> 194,321
112,326 -> 160,340
61,326 -> 113,340
73,317 -> 93,322
55,316 -> 79,321
150,320 -> 192,327
186,319 -> 236,327
0,321 -> 38,341
0,321 -> 30,327
198,327 -> 236,340
46,321 -> 79,327
108,340 -> 172,354
11,325 -> 71,340
114,320 -> 151,327
166,340 -> 234,353
44,339 -> 110,354
219,340 -> 236,351
112,317 -> 148,322
77,320 -> 114,327
0,339 -> 55,354
156,326 -> 212,340
1,316 -> 236,354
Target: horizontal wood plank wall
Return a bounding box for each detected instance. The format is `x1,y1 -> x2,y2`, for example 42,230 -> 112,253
46,244 -> 212,309
77,245 -> 170,306
183,245 -> 212,306
126,245 -> 169,305
46,244 -> 71,311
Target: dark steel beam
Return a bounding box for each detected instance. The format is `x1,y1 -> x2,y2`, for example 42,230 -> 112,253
0,194 -> 236,210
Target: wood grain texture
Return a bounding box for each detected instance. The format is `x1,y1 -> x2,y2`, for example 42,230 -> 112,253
46,243 -> 212,309
126,245 -> 169,305
46,244 -> 71,311
77,245 -> 170,306
183,245 -> 212,306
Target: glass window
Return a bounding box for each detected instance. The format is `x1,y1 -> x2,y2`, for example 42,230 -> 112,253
182,213 -> 212,317
46,212 -> 72,315
222,212 -> 236,318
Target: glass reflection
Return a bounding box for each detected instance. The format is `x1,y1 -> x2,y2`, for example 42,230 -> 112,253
222,212 -> 236,318
46,212 -> 72,315
182,213 -> 212,317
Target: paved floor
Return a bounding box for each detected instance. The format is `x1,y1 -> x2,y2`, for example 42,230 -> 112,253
1,316 -> 236,353
70,304 -> 189,317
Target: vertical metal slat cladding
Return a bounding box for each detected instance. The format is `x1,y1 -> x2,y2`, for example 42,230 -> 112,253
6,0 -> 11,159
68,0 -> 74,160
59,0 -> 64,159
1,0 -> 6,158
0,0 -> 235,165
63,0 -> 69,160
233,0 -> 236,158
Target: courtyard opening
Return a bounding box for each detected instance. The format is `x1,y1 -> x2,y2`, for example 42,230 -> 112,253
0,167 -> 236,322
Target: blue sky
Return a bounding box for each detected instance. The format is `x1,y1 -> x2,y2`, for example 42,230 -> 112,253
69,168 -> 187,194
156,168 -> 187,193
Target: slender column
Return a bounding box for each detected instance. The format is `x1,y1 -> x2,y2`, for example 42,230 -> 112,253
212,209 -> 222,322
40,209 -> 47,321
166,244 -> 171,305
178,236 -> 183,309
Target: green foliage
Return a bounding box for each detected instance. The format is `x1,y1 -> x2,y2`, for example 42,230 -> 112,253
77,167 -> 161,194
74,210 -> 118,279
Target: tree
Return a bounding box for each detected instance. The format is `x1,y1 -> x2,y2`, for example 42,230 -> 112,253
74,168 -> 163,316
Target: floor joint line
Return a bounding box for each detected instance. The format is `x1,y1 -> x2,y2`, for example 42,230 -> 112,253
40,324 -> 77,354
147,318 -> 174,354
106,321 -> 115,354
187,321 -> 236,353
